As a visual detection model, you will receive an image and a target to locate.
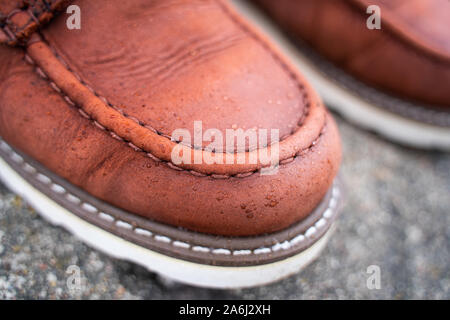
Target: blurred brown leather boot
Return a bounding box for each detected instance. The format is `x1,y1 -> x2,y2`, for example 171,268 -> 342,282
246,0 -> 450,149
0,0 -> 342,288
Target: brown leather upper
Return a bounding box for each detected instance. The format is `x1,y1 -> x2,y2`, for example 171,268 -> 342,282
254,0 -> 450,108
0,0 -> 341,236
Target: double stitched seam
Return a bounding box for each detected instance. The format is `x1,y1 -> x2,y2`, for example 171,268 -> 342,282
43,37 -> 307,152
37,0 -> 312,151
0,138 -> 340,255
24,46 -> 328,179
23,0 -> 329,178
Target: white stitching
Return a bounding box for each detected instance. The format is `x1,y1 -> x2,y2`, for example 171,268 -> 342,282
290,234 -> 305,246
81,203 -> 98,214
23,163 -> 36,174
323,208 -> 333,219
212,248 -> 231,255
0,141 -> 11,152
305,226 -> 317,239
98,212 -> 114,223
192,246 -> 210,253
233,250 -> 252,256
50,183 -> 66,194
0,139 -> 339,256
315,218 -> 327,229
134,228 -> 152,237
116,220 -> 133,230
329,197 -> 337,210
272,241 -> 291,252
66,194 -> 81,205
332,186 -> 340,198
10,153 -> 23,163
36,173 -> 51,184
173,241 -> 190,249
254,248 -> 271,255
154,235 -> 171,244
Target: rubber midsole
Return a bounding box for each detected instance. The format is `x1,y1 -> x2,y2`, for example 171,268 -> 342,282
0,138 -> 342,266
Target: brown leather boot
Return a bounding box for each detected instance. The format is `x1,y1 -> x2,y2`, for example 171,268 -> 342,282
0,0 -> 342,288
246,0 -> 450,149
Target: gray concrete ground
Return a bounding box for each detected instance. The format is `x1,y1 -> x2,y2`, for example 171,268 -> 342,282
0,115 -> 449,299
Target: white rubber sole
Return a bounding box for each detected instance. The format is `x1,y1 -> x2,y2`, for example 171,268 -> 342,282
232,0 -> 450,150
0,154 -> 333,289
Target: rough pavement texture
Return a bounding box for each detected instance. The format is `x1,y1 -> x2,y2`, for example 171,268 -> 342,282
0,116 -> 449,299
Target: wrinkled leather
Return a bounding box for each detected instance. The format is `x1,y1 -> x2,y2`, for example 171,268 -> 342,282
254,0 -> 450,107
0,0 -> 341,236
43,0 -> 310,149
